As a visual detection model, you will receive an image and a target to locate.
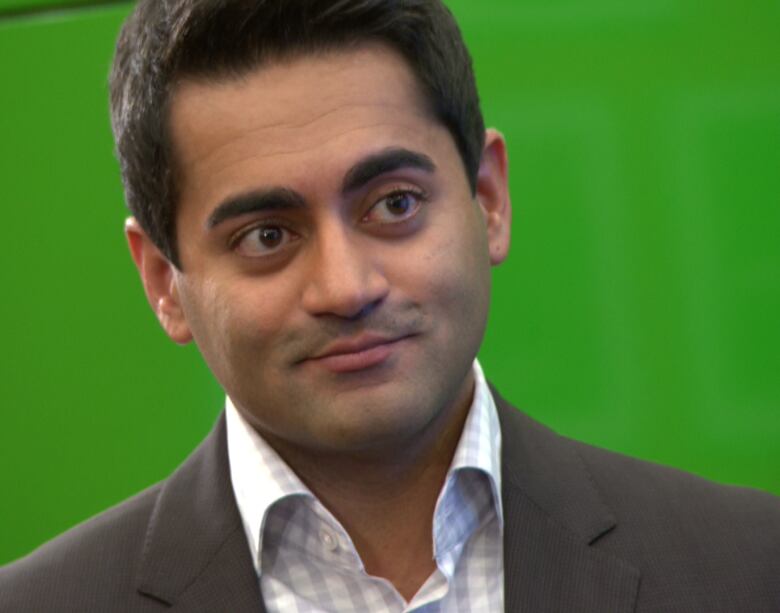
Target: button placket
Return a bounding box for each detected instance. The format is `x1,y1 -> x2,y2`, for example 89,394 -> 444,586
319,526 -> 339,552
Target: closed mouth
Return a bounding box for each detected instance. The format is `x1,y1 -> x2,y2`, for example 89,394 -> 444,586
304,333 -> 414,373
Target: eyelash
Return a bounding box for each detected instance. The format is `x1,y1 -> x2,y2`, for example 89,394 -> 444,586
363,187 -> 428,224
228,218 -> 294,251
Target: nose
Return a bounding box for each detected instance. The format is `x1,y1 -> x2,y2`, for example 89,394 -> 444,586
300,226 -> 390,319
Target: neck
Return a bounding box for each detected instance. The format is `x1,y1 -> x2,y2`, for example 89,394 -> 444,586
265,376 -> 475,601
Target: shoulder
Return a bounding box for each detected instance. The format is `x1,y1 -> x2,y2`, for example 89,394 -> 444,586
494,391 -> 780,535
571,436 -> 780,553
494,391 -> 780,609
571,438 -> 780,608
0,483 -> 163,613
571,434 -> 780,530
572,434 -> 780,520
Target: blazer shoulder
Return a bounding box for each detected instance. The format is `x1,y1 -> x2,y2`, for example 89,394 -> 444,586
571,436 -> 780,522
570,437 -> 780,608
493,389 -> 780,531
0,482 -> 163,613
494,392 -> 780,610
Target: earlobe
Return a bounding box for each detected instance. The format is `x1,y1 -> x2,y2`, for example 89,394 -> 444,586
125,217 -> 193,345
476,129 -> 512,266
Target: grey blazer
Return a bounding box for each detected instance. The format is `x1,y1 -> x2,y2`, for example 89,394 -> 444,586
2,390 -> 779,612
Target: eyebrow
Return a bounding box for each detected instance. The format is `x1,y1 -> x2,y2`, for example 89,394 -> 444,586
341,148 -> 436,194
206,188 -> 305,229
206,147 -> 436,229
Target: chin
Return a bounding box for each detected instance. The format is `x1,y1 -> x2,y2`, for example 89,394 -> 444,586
313,399 -> 441,454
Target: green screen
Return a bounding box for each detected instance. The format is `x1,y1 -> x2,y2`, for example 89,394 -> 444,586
0,0 -> 116,15
1,0 -> 778,565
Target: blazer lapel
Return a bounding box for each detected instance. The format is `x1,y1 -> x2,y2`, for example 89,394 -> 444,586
495,391 -> 640,612
133,393 -> 639,612
136,413 -> 266,613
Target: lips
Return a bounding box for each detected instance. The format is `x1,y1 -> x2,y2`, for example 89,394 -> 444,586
305,333 -> 409,373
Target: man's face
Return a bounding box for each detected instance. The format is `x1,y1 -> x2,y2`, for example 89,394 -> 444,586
133,45 -> 510,457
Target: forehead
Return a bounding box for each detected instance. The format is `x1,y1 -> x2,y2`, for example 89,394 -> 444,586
167,45 -> 445,202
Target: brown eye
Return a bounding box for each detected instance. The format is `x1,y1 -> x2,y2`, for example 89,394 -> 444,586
235,224 -> 295,257
365,189 -> 425,224
385,193 -> 415,216
258,226 -> 283,248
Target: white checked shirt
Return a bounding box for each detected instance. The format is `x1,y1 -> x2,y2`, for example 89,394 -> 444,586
226,360 -> 504,612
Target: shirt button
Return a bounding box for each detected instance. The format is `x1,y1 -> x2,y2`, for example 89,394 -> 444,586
320,528 -> 338,552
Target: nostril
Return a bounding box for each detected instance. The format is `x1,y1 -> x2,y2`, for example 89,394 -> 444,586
301,234 -> 391,318
348,297 -> 384,322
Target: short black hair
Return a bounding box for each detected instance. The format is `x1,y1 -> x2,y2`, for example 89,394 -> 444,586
110,0 -> 485,268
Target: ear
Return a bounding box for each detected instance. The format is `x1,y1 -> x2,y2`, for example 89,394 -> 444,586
125,217 -> 193,344
475,128 -> 512,265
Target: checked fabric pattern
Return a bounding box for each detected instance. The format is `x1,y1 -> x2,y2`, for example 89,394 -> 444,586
225,360 -> 504,612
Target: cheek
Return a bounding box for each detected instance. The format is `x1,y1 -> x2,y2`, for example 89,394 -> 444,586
179,276 -> 288,382
214,280 -> 292,354
436,203 -> 490,286
178,278 -> 235,365
414,207 -> 492,331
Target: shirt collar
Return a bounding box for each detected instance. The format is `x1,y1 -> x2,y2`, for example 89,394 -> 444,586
225,400 -> 312,574
449,358 -> 503,527
225,358 -> 503,574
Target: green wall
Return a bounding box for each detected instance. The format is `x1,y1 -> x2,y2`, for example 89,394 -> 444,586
1,0 -> 778,565
0,0 -> 111,15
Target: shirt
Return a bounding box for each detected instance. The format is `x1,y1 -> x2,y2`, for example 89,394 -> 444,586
225,360 -> 504,612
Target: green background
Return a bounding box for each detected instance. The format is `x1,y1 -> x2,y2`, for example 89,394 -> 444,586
1,0 -> 778,565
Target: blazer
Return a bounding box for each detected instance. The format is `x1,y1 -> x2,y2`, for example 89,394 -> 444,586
2,390 -> 779,612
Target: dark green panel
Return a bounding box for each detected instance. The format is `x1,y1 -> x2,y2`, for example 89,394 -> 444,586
0,4 -> 224,565
456,0 -> 780,494
0,0 -> 97,15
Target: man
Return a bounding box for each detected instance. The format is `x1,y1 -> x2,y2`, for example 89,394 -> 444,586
1,0 -> 778,611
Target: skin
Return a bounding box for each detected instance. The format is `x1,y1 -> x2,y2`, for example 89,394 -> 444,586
127,44 -> 511,600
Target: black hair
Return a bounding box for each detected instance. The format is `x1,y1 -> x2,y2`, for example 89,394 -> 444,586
110,0 -> 485,267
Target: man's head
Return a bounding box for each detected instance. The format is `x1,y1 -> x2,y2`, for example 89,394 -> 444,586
110,0 -> 487,268
114,1 -> 511,461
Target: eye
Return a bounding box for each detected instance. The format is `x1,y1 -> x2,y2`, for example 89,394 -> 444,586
233,224 -> 297,257
364,189 -> 426,224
